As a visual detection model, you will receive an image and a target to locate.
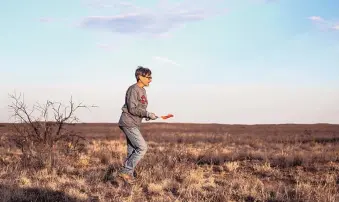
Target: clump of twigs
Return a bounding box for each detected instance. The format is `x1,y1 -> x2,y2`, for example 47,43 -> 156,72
7,92 -> 97,171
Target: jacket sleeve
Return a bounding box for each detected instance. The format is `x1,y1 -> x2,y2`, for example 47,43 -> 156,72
126,88 -> 149,118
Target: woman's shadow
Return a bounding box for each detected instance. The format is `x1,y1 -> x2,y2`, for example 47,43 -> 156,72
0,184 -> 87,202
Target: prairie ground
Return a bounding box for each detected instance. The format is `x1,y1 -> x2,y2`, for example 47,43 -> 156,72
0,123 -> 338,202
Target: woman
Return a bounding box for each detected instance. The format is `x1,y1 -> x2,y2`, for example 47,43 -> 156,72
103,66 -> 158,184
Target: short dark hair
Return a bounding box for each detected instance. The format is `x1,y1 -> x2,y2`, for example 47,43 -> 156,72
135,66 -> 152,81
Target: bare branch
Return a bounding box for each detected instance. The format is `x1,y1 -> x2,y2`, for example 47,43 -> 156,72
8,93 -> 41,140
7,91 -> 97,170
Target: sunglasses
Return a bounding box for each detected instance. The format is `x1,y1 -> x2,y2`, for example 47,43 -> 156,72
144,76 -> 152,79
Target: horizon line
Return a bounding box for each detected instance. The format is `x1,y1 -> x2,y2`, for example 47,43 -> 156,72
0,122 -> 338,126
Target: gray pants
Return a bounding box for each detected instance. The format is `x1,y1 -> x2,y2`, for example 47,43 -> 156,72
119,126 -> 148,177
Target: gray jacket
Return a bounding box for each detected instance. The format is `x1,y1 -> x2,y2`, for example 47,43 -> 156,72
118,83 -> 150,127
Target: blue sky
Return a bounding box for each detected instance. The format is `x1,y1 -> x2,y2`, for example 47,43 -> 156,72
1,0 -> 338,124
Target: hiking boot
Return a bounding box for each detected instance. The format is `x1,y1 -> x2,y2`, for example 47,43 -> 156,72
133,170 -> 138,178
117,172 -> 135,184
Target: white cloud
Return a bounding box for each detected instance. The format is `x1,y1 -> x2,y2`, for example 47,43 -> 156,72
80,0 -> 228,35
84,0 -> 147,11
41,0 -> 278,36
308,16 -> 339,31
96,42 -> 117,51
39,17 -> 55,23
152,56 -> 180,66
332,24 -> 339,30
308,16 -> 323,22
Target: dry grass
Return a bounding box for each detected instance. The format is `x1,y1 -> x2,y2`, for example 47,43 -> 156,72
0,123 -> 338,202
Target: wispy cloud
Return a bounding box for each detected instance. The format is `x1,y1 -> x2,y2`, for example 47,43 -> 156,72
152,56 -> 180,66
96,43 -> 117,51
308,16 -> 339,31
41,0 -> 277,36
84,0 -> 147,12
80,0 -> 228,35
249,0 -> 278,3
309,16 -> 324,22
39,18 -> 56,23
333,24 -> 339,30
38,17 -> 71,26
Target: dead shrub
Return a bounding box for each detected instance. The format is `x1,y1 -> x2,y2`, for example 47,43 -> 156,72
7,92 -> 96,171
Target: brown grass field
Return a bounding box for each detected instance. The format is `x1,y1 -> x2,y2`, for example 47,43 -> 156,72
0,122 -> 338,202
